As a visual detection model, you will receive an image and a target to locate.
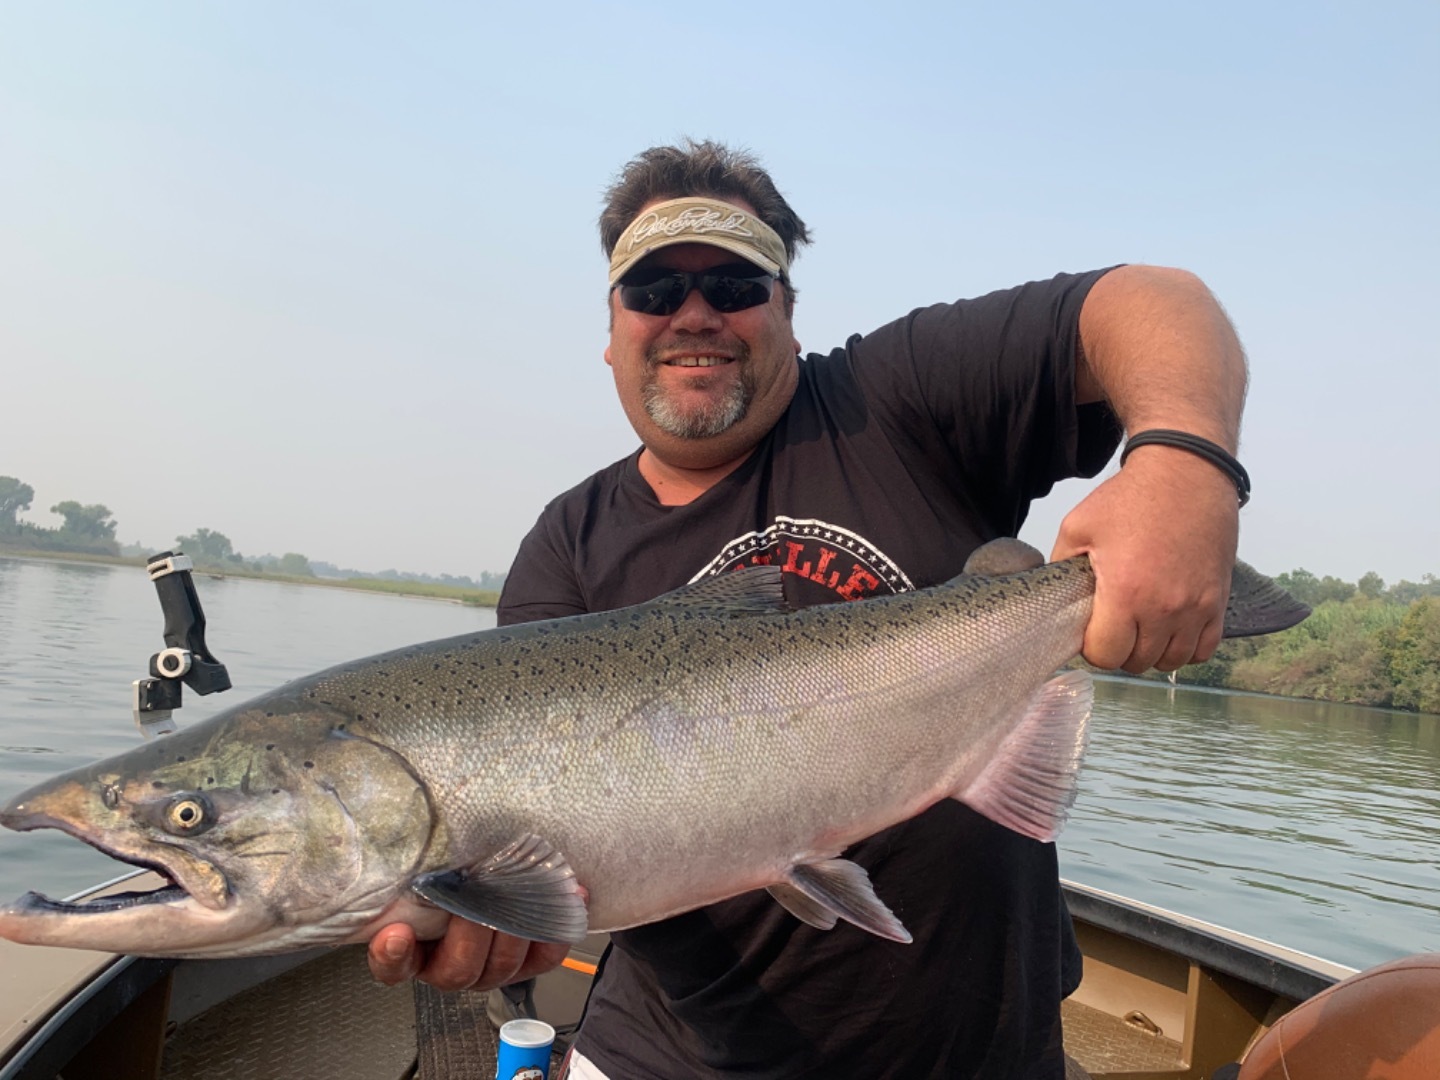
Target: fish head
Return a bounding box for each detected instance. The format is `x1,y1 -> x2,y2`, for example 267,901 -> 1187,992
0,703 -> 436,957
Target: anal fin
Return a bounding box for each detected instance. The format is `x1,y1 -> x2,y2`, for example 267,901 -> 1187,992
957,670 -> 1092,843
411,833 -> 588,945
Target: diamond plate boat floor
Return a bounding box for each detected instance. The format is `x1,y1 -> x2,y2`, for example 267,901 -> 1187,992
158,948 -> 415,1080
412,982 -> 568,1080
1062,996 -> 1184,1075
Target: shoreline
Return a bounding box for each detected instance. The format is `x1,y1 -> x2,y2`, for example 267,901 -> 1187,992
0,546 -> 500,609
5,548 -> 1433,717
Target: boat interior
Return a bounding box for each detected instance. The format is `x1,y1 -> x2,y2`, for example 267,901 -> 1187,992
0,877 -> 1358,1080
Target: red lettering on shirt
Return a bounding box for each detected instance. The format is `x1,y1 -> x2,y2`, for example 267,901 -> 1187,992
780,541 -> 812,577
809,546 -> 839,588
836,565 -> 881,600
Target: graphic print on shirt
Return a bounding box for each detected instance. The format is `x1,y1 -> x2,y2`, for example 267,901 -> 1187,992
687,516 -> 914,602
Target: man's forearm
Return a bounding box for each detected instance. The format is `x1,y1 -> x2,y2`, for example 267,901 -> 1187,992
1076,265 -> 1247,451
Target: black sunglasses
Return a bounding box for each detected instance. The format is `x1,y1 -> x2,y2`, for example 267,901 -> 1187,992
615,262 -> 777,316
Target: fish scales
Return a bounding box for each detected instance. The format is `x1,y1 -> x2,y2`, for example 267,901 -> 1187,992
278,559 -> 1096,932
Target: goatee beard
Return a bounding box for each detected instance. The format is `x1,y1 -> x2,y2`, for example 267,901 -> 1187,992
642,342 -> 753,439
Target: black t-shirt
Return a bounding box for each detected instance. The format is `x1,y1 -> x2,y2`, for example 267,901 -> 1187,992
499,270 -> 1121,1079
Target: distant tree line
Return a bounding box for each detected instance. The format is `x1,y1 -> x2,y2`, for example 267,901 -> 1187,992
309,561 -> 507,592
1,474 -> 506,590
0,476 -> 120,556
168,526 -> 315,577
1179,568 -> 1440,714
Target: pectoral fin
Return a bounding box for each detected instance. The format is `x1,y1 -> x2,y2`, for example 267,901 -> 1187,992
781,859 -> 911,943
411,834 -> 588,945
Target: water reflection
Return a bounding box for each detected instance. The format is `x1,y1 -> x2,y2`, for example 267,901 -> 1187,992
1061,676 -> 1440,968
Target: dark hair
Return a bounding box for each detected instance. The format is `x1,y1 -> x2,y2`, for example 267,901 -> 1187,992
600,139 -> 811,302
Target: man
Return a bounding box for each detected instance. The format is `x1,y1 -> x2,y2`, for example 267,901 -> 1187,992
371,140 -> 1248,1078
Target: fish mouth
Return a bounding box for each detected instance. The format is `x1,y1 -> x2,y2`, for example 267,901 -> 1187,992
0,818 -> 262,957
0,860 -> 266,958
1,785 -> 232,913
10,879 -> 191,916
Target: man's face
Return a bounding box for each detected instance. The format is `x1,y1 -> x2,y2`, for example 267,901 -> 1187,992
605,210 -> 800,472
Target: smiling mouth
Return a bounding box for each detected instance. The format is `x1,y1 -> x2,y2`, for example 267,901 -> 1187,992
664,356 -> 734,368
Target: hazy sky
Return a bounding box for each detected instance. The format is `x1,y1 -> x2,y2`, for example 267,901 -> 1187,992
3,3 -> 1436,585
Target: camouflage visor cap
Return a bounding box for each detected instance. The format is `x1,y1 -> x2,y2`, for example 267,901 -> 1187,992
608,197 -> 789,286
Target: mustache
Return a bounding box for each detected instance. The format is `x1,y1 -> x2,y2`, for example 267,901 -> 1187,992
646,336 -> 750,369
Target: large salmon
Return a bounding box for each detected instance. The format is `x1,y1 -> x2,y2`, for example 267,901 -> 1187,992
0,541 -> 1307,957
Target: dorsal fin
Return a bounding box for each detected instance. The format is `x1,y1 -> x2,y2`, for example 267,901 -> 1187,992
646,566 -> 789,618
962,538 -> 1047,576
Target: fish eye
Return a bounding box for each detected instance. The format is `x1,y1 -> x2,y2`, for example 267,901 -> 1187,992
163,794 -> 215,836
101,785 -> 120,810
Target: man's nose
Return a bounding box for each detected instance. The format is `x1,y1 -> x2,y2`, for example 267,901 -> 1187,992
668,286 -> 725,332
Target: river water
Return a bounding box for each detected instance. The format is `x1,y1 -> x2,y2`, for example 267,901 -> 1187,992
0,555 -> 1435,972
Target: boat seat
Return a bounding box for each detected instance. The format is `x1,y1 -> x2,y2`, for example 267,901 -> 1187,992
1236,952 -> 1440,1080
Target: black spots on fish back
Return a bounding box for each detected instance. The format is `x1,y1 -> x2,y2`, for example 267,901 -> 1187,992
303,761 -> 314,769
152,780 -> 166,790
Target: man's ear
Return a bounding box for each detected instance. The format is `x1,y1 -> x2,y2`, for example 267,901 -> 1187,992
604,343 -> 613,368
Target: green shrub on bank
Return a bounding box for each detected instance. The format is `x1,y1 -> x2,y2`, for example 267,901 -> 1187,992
1176,593 -> 1440,714
1389,598 -> 1440,714
1226,599 -> 1405,706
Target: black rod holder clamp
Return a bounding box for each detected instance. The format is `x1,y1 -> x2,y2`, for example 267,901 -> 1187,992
133,551 -> 231,739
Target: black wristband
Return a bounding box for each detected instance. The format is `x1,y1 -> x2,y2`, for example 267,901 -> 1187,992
1119,429 -> 1251,508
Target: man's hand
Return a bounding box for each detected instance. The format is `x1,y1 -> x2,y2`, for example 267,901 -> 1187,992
1052,446 -> 1240,673
368,916 -> 572,992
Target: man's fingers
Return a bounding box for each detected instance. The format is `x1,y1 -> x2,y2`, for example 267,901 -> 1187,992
468,931 -> 530,992
368,923 -> 423,986
1080,599 -> 1137,672
1150,626 -> 1202,674
1192,618 -> 1224,665
513,940 -> 574,985
418,919 -> 498,992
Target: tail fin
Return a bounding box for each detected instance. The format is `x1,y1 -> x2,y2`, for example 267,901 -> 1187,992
1223,561 -> 1311,638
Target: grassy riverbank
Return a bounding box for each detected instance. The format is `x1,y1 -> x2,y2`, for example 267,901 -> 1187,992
0,546 -> 500,608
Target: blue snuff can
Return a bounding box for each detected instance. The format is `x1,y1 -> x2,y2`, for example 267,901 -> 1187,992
496,1018 -> 556,1080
